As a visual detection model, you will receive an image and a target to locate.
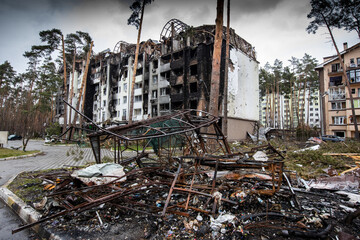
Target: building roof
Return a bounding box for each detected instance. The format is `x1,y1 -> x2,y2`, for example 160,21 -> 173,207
315,42 -> 360,70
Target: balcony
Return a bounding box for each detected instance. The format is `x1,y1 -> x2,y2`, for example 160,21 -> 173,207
328,68 -> 343,76
329,93 -> 346,101
329,76 -> 343,87
171,93 -> 183,102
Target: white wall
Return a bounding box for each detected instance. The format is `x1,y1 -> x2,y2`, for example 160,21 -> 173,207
228,48 -> 259,121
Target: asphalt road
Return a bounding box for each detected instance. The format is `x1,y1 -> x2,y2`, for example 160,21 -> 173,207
0,140 -> 114,239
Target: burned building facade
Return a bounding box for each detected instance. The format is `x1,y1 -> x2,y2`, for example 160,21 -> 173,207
64,19 -> 259,140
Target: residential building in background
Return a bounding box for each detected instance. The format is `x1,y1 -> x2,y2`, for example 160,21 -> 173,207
259,89 -> 320,129
59,19 -> 259,140
316,42 -> 360,138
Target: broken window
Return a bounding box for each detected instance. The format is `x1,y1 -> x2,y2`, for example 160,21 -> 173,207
172,68 -> 183,76
173,50 -> 183,60
190,100 -> 198,110
135,83 -> 143,89
350,58 -> 355,67
153,60 -> 158,69
333,116 -> 346,125
135,95 -> 142,102
347,70 -> 355,83
152,90 -> 158,99
190,48 -> 197,59
190,82 -> 198,93
124,70 -> 128,79
134,108 -> 141,116
331,63 -> 341,72
136,68 -> 143,76
103,87 -> 107,95
331,102 -> 346,110
329,76 -> 343,86
160,87 -> 169,96
153,76 -> 158,84
160,103 -> 169,111
152,105 -> 158,116
329,87 -> 345,100
161,55 -> 171,64
113,87 -> 118,93
190,65 -> 198,76
173,85 -> 183,94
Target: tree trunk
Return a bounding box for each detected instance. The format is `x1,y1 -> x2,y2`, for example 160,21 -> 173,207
222,0 -> 230,136
277,78 -> 280,128
79,43 -> 93,136
307,87 -> 311,125
290,78 -> 293,129
68,50 -> 76,132
209,0 -> 224,117
302,78 -> 307,125
266,88 -> 269,127
296,78 -> 301,127
322,14 -> 359,140
61,34 -> 68,137
272,85 -> 275,127
129,0 -> 145,124
71,42 -> 93,132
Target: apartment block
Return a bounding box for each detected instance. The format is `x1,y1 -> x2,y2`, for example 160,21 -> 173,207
61,19 -> 259,140
259,89 -> 320,129
316,42 -> 360,138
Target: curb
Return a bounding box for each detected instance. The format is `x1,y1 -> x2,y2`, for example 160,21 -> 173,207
0,151 -> 43,161
0,173 -> 62,240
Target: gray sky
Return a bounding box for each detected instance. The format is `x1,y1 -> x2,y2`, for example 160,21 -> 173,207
0,0 -> 359,73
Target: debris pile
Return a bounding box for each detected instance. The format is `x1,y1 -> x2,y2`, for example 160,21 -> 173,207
12,111 -> 360,239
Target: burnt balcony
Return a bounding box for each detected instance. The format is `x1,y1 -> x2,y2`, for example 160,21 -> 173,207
329,93 -> 346,101
170,93 -> 184,102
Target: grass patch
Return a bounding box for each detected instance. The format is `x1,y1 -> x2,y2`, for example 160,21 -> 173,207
0,148 -> 40,158
8,172 -> 44,204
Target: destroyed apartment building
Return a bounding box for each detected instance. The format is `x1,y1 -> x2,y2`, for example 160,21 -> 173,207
61,19 -> 259,140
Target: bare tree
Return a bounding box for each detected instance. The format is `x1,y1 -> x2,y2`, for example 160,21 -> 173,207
127,0 -> 153,124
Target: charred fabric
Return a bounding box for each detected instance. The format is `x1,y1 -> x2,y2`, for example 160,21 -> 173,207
13,111 -> 360,239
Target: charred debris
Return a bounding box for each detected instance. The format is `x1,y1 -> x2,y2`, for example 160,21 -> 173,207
13,110 -> 360,239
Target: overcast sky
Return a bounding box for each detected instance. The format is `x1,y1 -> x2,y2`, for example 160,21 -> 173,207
0,0 -> 359,73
